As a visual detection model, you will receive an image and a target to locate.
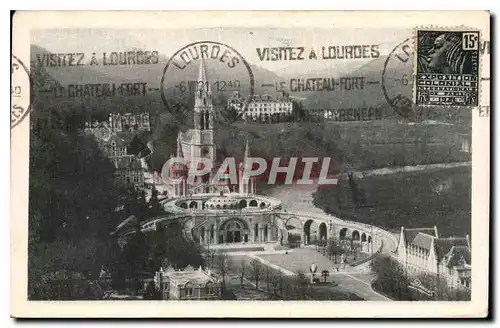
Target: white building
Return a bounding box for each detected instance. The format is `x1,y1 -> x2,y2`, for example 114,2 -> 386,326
243,91 -> 293,121
154,265 -> 222,300
396,226 -> 471,290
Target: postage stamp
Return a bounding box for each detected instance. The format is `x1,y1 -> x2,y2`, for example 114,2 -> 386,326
9,11 -> 490,319
415,29 -> 480,107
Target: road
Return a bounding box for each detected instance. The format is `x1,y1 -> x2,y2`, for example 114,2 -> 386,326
264,184 -> 396,300
252,247 -> 391,301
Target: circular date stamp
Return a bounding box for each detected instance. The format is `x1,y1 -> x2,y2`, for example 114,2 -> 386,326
160,41 -> 255,126
382,37 -> 461,121
11,54 -> 32,129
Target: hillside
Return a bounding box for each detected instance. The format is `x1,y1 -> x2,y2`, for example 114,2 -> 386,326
30,43 -> 471,175
216,120 -> 470,172
313,166 -> 471,237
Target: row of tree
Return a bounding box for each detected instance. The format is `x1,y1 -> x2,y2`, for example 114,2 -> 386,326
29,64 -> 127,299
205,251 -> 362,301
28,62 -> 180,299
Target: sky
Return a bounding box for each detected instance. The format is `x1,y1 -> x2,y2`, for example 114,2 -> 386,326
31,27 -> 412,73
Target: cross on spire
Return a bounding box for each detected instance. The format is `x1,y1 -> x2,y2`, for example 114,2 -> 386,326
194,58 -> 212,110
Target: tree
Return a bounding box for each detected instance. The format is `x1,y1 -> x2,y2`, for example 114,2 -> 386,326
371,254 -> 411,300
122,186 -> 149,222
28,234 -> 117,300
249,258 -> 263,290
292,101 -> 306,122
235,258 -> 248,287
415,271 -> 471,301
272,270 -> 285,298
121,221 -> 148,281
149,185 -> 162,216
295,271 -> 310,300
264,265 -> 272,293
28,72 -> 131,299
205,248 -> 217,270
328,243 -> 345,264
143,280 -> 162,300
213,252 -> 229,293
162,233 -> 204,270
147,223 -> 168,271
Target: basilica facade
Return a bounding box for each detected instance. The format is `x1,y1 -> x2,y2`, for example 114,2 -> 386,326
152,59 -> 285,247
163,59 -> 255,198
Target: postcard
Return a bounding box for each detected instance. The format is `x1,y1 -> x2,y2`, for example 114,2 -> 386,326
10,11 -> 490,318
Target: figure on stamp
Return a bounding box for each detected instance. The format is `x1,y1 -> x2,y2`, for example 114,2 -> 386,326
421,33 -> 474,74
415,30 -> 479,107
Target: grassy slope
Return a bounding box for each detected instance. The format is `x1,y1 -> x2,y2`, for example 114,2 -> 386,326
313,166 -> 471,237
216,120 -> 470,171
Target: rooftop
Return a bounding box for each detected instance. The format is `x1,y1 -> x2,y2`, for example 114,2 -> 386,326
156,266 -> 219,287
436,237 -> 470,263
113,156 -> 142,169
411,232 -> 434,250
403,227 -> 438,247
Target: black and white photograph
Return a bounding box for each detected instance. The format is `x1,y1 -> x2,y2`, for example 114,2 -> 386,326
9,11 -> 490,318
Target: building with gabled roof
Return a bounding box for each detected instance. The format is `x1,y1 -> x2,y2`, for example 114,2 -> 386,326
86,121 -> 146,187
396,226 -> 471,290
154,265 -> 222,300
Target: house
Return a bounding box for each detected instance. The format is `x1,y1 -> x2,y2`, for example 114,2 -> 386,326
85,122 -> 146,187
154,265 -> 222,300
396,226 -> 471,290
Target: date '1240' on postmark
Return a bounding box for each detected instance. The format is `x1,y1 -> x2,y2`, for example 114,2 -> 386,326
415,30 -> 480,107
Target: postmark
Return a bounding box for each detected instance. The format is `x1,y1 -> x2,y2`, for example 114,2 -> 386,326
382,37 -> 431,121
414,29 -> 480,107
160,41 -> 255,126
382,36 -> 463,121
11,54 -> 32,129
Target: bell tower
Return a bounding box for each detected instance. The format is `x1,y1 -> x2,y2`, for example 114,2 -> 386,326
190,59 -> 216,180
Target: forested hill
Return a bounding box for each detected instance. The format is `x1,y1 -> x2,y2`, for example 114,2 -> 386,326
30,43 -> 471,175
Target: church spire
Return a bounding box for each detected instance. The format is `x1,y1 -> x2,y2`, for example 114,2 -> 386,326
244,137 -> 250,159
177,134 -> 183,158
195,59 -> 212,109
198,58 -> 208,85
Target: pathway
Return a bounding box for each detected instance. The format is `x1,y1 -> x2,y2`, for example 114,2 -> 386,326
246,247 -> 390,301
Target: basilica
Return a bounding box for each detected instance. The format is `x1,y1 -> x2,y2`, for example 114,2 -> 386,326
136,59 -> 285,247
160,58 -> 255,198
